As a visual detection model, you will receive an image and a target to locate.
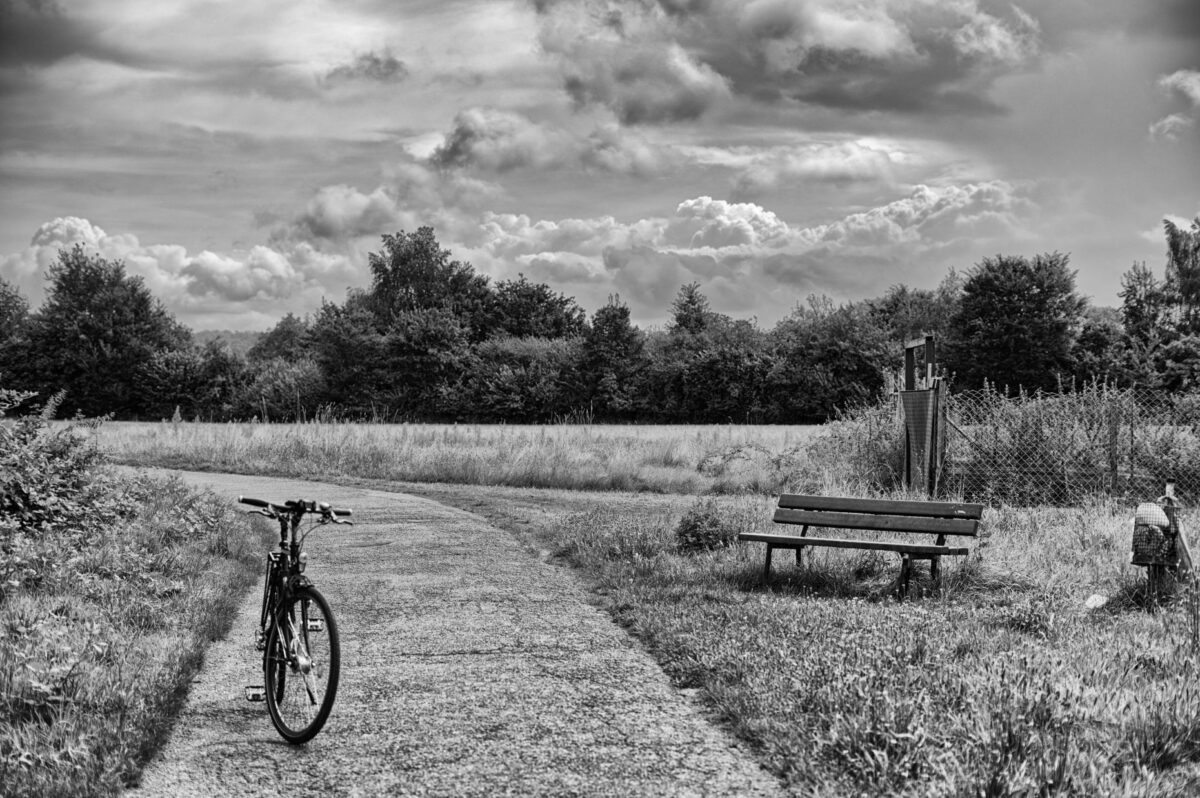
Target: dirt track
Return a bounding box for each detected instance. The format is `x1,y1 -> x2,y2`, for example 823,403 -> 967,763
123,470 -> 782,797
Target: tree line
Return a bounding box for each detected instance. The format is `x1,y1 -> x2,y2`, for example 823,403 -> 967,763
1,220 -> 1198,423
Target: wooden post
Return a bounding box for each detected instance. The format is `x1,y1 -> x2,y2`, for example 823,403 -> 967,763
897,554 -> 912,599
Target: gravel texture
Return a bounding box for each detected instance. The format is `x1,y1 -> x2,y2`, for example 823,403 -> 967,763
123,470 -> 783,797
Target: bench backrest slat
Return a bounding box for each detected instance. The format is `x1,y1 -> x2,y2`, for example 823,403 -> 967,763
777,494 -> 984,520
773,508 -> 980,537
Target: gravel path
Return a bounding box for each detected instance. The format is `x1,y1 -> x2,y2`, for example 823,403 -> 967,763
124,470 -> 783,797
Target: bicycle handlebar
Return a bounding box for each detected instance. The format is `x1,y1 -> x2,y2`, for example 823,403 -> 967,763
238,496 -> 353,518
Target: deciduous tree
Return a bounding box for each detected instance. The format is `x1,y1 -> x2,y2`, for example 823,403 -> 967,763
247,313 -> 311,362
19,245 -> 191,417
367,227 -> 496,340
492,275 -> 585,339
943,252 -> 1086,393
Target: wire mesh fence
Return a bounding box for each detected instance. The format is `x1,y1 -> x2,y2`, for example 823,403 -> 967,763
939,383 -> 1200,506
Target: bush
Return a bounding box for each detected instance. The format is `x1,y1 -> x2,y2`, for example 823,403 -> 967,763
675,498 -> 739,553
801,396 -> 905,494
0,385 -> 264,796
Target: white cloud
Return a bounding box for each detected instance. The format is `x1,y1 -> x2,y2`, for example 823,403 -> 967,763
1151,69 -> 1200,142
664,196 -> 791,249
0,216 -> 360,328
731,140 -> 898,195
464,180 -> 1038,321
1161,69 -> 1200,106
1149,113 -> 1195,142
950,5 -> 1041,65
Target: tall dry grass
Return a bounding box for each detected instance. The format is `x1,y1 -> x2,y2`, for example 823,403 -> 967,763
95,420 -> 826,494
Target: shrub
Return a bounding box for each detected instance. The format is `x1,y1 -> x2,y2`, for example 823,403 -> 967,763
0,384 -> 264,796
801,396 -> 905,494
675,498 -> 739,553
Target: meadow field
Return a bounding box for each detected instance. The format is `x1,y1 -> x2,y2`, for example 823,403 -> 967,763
91,415 -> 1200,795
95,420 -> 831,494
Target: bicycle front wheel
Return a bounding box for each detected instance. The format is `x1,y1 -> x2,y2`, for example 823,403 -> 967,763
264,586 -> 340,744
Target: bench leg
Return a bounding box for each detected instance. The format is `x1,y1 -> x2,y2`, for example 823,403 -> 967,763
763,544 -> 774,583
897,554 -> 912,600
930,555 -> 940,585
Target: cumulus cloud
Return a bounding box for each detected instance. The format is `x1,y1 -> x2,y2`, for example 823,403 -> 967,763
2,177 -> 1042,329
0,216 -> 359,326
431,108 -> 578,171
810,181 -> 1037,247
663,196 -> 791,248
533,0 -> 1044,117
321,49 -> 409,86
429,107 -> 675,175
286,185 -> 406,241
268,155 -> 507,251
1151,69 -> 1200,141
465,179 -> 1038,321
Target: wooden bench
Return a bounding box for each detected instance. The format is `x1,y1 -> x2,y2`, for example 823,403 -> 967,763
738,494 -> 985,597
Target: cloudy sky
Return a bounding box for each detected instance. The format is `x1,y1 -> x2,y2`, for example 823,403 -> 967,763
2,0 -> 1198,331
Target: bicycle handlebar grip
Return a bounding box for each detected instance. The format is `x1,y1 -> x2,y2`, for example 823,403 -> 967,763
239,496 -> 271,508
331,508 -> 352,517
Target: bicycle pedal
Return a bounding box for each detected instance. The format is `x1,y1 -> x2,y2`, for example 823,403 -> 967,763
253,630 -> 266,651
245,686 -> 266,702
306,619 -> 324,632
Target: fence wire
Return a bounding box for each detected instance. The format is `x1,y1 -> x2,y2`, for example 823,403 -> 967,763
939,384 -> 1200,506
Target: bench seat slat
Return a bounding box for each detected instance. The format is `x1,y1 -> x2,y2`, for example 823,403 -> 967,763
778,494 -> 984,520
773,508 -> 979,536
738,532 -> 968,557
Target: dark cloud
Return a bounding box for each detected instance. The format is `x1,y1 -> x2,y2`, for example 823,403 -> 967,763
533,0 -> 1043,119
0,0 -> 143,68
560,43 -> 730,123
322,50 -> 409,87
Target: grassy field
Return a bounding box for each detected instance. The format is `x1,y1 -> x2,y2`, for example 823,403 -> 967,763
96,418 -> 1200,794
94,420 -> 829,494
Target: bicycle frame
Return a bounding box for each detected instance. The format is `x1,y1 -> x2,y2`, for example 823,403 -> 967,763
261,505 -> 311,634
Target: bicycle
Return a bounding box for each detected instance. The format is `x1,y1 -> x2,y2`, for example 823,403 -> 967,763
238,495 -> 352,744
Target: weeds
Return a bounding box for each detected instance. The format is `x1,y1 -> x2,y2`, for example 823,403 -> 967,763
674,497 -> 741,552
0,391 -> 265,797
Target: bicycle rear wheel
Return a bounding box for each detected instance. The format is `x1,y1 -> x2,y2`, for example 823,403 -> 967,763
264,586 -> 339,744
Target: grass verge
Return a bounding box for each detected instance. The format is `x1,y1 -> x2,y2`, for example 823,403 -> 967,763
1,471 -> 268,798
